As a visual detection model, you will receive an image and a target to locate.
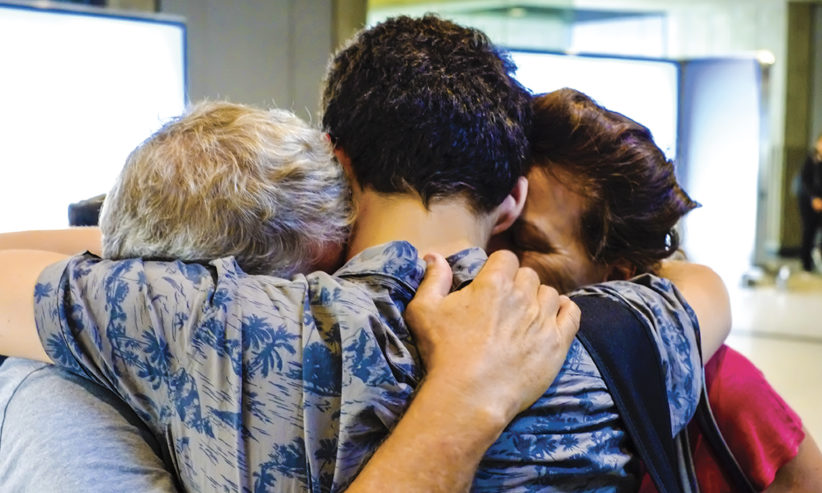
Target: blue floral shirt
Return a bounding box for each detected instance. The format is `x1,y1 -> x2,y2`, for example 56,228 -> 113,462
476,277 -> 701,492
34,241 -> 699,492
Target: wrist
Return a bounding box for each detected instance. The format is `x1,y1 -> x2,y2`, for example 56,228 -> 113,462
420,370 -> 514,439
350,372 -> 507,492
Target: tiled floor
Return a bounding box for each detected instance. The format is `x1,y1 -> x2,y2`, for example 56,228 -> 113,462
722,266 -> 822,441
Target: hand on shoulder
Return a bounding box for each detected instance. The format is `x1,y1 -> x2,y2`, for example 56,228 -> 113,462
406,250 -> 580,424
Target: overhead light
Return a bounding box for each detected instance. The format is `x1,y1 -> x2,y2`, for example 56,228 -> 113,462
755,50 -> 775,65
509,7 -> 527,18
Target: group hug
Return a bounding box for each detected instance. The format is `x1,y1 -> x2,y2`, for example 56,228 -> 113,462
0,13 -> 820,493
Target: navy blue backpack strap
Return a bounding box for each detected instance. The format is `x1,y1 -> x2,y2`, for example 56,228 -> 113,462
681,299 -> 756,493
571,295 -> 683,493
694,373 -> 757,492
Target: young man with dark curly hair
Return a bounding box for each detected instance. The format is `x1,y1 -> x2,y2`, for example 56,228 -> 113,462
317,19 -> 728,491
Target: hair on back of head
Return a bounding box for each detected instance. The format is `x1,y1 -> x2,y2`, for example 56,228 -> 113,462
321,14 -> 532,212
100,101 -> 353,276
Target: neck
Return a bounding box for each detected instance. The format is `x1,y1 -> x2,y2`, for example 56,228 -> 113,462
346,189 -> 493,260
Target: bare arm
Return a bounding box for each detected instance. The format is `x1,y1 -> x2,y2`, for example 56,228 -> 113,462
656,260 -> 731,361
348,251 -> 580,492
0,249 -> 65,362
0,229 -> 100,360
764,429 -> 822,493
0,228 -> 102,255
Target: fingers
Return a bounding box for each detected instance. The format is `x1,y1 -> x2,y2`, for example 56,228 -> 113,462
472,249 -> 520,289
513,265 -> 540,297
406,253 -> 452,340
531,284 -> 559,337
555,295 -> 581,342
535,284 -> 560,314
511,266 -> 541,329
414,253 -> 453,304
530,289 -> 578,358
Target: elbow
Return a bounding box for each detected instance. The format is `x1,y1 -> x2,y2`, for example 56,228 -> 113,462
697,263 -> 732,359
711,265 -> 733,338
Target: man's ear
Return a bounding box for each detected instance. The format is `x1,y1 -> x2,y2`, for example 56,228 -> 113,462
334,147 -> 365,196
490,176 -> 528,235
333,147 -> 354,179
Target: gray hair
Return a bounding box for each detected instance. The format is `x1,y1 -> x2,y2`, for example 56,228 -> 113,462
100,101 -> 353,276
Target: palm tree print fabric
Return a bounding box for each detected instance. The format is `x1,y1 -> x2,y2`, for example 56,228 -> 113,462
33,241 -> 699,492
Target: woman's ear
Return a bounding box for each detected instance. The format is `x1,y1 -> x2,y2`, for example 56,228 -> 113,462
490,176 -> 528,235
606,259 -> 637,281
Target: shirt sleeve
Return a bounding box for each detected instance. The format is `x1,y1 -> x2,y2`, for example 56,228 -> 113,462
572,274 -> 702,435
33,254 -> 209,429
703,345 -> 804,489
34,255 -> 87,375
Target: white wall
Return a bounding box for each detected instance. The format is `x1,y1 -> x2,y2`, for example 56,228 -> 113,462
160,0 -> 335,119
0,4 -> 186,233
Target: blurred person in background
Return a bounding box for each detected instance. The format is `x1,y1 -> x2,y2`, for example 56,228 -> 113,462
798,133 -> 822,273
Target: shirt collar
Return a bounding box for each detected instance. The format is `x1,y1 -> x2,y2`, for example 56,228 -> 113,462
445,247 -> 487,291
336,241 -> 487,292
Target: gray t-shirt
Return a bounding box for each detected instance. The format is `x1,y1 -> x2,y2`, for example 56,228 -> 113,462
0,358 -> 178,492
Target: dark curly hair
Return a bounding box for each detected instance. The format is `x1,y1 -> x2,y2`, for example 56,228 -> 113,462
321,14 -> 532,212
530,88 -> 699,274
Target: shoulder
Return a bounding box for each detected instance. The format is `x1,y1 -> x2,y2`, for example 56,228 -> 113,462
0,358 -> 50,418
0,358 -> 178,492
573,275 -> 701,432
573,274 -> 699,360
572,274 -> 697,328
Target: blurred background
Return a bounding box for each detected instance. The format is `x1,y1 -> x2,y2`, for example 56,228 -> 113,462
1,0 -> 820,437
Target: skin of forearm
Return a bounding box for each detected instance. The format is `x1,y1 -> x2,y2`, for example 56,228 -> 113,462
764,429 -> 822,493
347,374 -> 509,493
0,228 -> 102,255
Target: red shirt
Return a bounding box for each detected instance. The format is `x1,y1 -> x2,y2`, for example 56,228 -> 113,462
639,344 -> 804,492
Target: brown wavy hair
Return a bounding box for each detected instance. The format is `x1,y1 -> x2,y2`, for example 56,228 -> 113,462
529,88 -> 699,275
